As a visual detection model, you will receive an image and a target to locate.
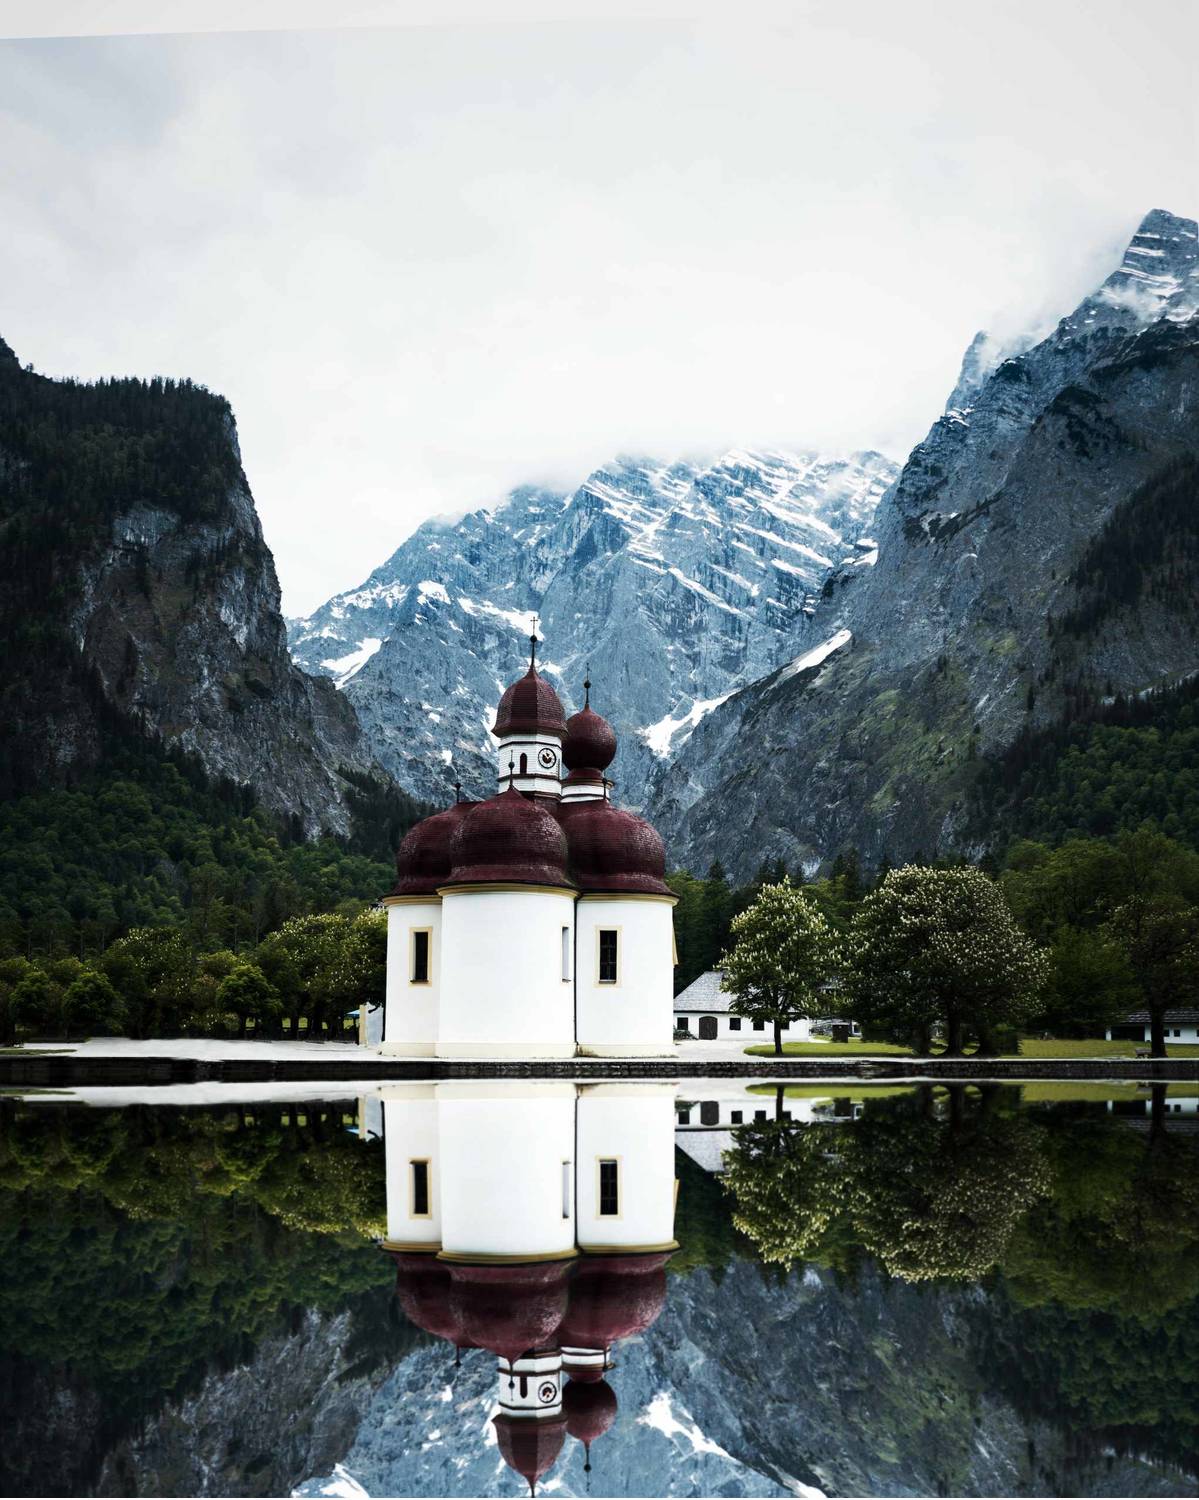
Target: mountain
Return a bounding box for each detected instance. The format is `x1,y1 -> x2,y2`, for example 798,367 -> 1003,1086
647,208 -> 1199,877
288,449 -> 898,806
0,341 -> 391,839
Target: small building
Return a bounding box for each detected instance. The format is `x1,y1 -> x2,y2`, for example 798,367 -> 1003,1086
381,641 -> 677,1058
672,970 -> 813,1044
1105,1009 -> 1199,1044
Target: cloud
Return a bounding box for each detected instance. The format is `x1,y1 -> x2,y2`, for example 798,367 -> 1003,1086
0,5 -> 1195,613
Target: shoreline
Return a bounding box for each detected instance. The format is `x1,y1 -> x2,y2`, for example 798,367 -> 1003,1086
2,1045 -> 1197,1089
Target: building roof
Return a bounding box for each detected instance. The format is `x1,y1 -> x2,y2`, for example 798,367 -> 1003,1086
1122,1009 -> 1199,1024
673,970 -> 732,1012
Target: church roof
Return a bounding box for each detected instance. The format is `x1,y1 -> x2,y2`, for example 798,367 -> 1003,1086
492,659 -> 567,740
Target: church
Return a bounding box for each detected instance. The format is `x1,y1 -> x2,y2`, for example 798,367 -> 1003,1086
380,641 -> 677,1057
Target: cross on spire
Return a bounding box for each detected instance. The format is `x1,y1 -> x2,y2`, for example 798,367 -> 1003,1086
583,663 -> 592,709
529,616 -> 540,671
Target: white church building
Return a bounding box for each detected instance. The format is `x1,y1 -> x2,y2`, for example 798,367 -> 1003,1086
380,642 -> 677,1058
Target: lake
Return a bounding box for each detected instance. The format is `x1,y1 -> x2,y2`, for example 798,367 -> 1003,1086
1,1080 -> 1196,1498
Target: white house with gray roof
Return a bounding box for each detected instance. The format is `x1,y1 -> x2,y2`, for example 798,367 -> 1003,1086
673,969 -> 814,1044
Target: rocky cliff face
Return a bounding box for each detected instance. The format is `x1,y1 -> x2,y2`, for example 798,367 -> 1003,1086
288,450 -> 898,807
0,343 -> 383,836
296,1258 -> 1190,1499
648,209 -> 1199,877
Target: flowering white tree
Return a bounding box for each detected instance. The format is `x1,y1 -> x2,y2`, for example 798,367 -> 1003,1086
844,865 -> 1047,1054
719,879 -> 838,1055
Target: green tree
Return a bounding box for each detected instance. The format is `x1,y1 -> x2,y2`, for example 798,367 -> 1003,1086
1105,898 -> 1199,1055
720,879 -> 838,1054
216,962 -> 281,1038
11,968 -> 62,1038
844,866 -> 1047,1053
62,968 -> 128,1036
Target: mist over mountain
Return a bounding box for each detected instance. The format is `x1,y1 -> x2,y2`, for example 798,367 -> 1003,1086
288,450 -> 898,807
646,209 -> 1199,877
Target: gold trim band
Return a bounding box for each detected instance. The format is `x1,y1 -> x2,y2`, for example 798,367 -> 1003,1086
381,895 -> 443,907
577,1241 -> 679,1255
437,883 -> 578,898
578,892 -> 679,905
379,1240 -> 442,1254
436,1247 -> 580,1264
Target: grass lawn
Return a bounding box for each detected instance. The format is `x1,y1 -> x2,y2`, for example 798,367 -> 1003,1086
743,1040 -> 915,1057
743,1037 -> 1199,1060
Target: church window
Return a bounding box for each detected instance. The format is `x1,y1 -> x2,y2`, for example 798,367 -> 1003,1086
410,1159 -> 430,1217
561,1161 -> 572,1218
598,1158 -> 620,1217
598,929 -> 619,984
410,929 -> 431,984
519,752 -> 528,775
561,926 -> 572,981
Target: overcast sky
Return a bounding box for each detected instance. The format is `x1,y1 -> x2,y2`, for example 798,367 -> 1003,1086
1,2 -> 1196,614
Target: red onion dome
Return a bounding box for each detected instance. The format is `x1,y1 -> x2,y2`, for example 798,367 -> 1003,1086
447,787 -> 573,888
447,1261 -> 573,1364
492,665 -> 567,740
562,704 -> 617,774
391,802 -> 477,896
558,802 -> 671,896
387,1253 -> 475,1348
493,1414 -> 567,1495
556,1254 -> 671,1351
563,1378 -> 618,1446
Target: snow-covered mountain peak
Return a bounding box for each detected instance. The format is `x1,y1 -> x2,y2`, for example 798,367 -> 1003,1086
288,444 -> 899,804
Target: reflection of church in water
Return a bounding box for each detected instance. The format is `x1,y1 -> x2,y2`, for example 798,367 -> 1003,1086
372,1082 -> 677,1493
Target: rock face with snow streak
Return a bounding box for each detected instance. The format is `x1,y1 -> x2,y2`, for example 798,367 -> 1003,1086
648,209 -> 1199,877
296,1257 -> 1189,1499
288,452 -> 898,806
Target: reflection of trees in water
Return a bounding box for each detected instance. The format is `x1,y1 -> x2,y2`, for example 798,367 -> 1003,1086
721,1086 -> 1052,1281
721,1086 -> 1199,1483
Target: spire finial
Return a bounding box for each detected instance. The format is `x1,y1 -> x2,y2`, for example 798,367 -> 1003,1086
583,665 -> 591,710
454,780 -> 462,804
507,755 -> 516,790
529,618 -> 539,671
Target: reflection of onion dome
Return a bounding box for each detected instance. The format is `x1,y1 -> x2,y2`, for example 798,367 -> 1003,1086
556,1253 -> 671,1352
492,662 -> 567,740
447,1262 -> 573,1364
391,802 -> 477,896
563,1377 -> 618,1448
561,683 -> 617,774
387,1252 -> 476,1349
558,803 -> 672,896
446,787 -> 573,888
493,1413 -> 567,1496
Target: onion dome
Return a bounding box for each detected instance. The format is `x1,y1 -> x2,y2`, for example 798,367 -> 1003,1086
391,801 -> 477,896
493,1413 -> 567,1496
387,1253 -> 475,1350
447,1261 -> 573,1364
446,786 -> 573,888
558,802 -> 672,896
556,1254 -> 671,1353
492,640 -> 567,740
563,1377 -> 618,1450
562,679 -> 617,773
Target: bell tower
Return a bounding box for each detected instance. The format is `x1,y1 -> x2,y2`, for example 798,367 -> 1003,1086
491,633 -> 568,800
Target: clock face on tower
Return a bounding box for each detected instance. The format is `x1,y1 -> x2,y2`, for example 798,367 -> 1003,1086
537,747 -> 557,770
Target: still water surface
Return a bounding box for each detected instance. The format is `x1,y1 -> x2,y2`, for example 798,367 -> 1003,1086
1,1081 -> 1197,1498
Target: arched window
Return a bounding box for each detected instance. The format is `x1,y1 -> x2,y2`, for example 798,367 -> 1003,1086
519,752 -> 528,775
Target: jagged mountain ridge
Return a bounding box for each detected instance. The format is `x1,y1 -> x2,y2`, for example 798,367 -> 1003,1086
647,208 -> 1199,877
288,449 -> 898,806
0,341 -> 386,837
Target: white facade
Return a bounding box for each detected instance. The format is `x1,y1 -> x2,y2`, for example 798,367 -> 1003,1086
674,1011 -> 812,1043
575,1084 -> 678,1251
496,728 -> 565,800
437,888 -> 578,1059
381,898 -> 441,1056
1104,1020 -> 1199,1043
575,897 -> 676,1057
